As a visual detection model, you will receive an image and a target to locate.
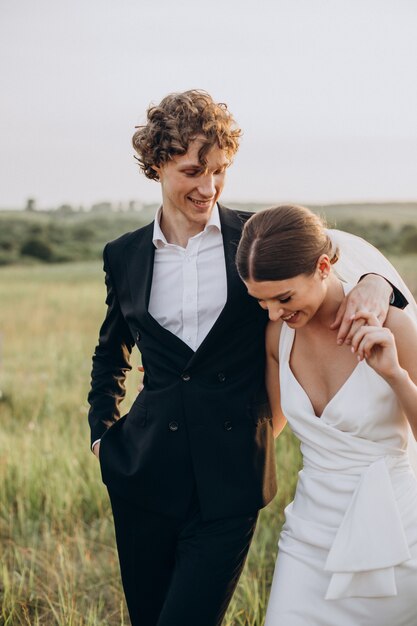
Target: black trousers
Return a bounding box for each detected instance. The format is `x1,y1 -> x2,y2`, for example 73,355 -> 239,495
108,489 -> 259,626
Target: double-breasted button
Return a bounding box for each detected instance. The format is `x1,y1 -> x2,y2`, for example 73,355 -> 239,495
169,421 -> 179,432
224,420 -> 233,431
181,372 -> 191,382
217,372 -> 226,383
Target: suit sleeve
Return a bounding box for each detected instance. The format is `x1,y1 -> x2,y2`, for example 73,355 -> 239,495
87,244 -> 135,447
327,229 -> 409,310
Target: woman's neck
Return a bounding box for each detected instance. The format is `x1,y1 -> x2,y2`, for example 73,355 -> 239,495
308,273 -> 346,330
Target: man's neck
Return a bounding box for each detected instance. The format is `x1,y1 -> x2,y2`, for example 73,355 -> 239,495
159,209 -> 212,248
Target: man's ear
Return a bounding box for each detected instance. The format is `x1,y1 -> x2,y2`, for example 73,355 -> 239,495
151,164 -> 161,181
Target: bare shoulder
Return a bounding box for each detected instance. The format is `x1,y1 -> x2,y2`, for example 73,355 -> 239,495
385,306 -> 417,338
385,306 -> 417,365
265,319 -> 283,361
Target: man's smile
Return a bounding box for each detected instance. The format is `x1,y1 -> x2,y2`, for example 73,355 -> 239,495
187,196 -> 214,209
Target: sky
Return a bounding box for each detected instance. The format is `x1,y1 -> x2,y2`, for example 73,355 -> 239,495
1,0 -> 416,209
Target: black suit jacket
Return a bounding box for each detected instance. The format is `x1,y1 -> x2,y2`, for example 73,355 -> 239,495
88,205 -> 277,521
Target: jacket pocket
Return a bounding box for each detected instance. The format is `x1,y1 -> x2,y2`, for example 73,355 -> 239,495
99,413 -> 128,464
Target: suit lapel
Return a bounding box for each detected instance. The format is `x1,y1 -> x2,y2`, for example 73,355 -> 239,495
125,222 -> 194,359
125,222 -> 155,318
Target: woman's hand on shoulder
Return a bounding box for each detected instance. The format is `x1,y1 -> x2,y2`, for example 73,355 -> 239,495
331,275 -> 392,345
350,308 -> 417,384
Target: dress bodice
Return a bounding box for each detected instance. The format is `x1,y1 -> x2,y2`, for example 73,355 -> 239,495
279,320 -> 410,467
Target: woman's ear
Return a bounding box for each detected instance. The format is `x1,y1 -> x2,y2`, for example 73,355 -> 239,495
316,254 -> 331,279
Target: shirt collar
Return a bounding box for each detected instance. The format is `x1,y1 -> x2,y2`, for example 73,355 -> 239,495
152,203 -> 222,248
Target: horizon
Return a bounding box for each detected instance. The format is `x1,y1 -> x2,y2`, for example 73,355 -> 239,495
2,199 -> 417,213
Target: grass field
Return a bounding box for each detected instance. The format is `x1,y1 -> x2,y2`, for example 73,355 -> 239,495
1,256 -> 416,625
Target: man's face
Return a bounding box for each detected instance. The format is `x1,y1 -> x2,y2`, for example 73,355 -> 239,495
154,138 -> 230,230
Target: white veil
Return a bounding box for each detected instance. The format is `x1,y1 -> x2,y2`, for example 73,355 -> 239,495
328,229 -> 417,475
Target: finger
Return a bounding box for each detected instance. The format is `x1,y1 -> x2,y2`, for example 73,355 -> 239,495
376,310 -> 386,325
351,325 -> 382,352
335,297 -> 367,344
358,330 -> 391,359
330,298 -> 348,331
356,337 -> 365,360
335,307 -> 357,345
351,325 -> 371,352
337,311 -> 367,345
138,365 -> 144,372
352,324 -> 381,351
345,318 -> 367,345
352,310 -> 382,327
361,336 -> 379,360
357,334 -> 376,360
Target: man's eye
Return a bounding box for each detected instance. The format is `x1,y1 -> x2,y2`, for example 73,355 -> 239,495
279,296 -> 291,303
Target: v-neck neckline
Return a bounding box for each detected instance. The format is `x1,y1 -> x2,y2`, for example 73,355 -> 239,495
285,281 -> 363,419
286,355 -> 363,419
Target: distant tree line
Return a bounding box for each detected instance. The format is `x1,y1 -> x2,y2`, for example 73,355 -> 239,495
22,197 -> 145,214
0,210 -> 156,265
0,206 -> 416,266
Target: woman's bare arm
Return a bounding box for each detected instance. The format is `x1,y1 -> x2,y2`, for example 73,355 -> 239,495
265,320 -> 287,438
351,307 -> 417,439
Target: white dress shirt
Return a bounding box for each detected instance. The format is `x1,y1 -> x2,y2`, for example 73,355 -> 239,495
149,204 -> 227,351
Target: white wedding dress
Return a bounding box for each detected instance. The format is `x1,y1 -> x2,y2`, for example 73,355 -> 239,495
265,283 -> 417,626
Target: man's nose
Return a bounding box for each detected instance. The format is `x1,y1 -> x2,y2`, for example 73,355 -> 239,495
197,174 -> 216,197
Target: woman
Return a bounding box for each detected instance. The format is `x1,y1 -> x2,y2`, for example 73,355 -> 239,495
236,205 -> 417,626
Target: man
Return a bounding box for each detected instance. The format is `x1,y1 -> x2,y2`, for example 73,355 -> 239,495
88,90 -> 406,626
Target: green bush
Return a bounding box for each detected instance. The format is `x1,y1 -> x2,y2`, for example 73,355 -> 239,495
20,238 -> 54,261
401,231 -> 417,254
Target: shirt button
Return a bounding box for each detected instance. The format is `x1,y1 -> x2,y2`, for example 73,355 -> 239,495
181,372 -> 191,382
224,420 -> 233,431
217,372 -> 226,383
169,421 -> 179,432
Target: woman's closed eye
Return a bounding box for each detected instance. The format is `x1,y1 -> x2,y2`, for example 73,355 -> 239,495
256,295 -> 292,305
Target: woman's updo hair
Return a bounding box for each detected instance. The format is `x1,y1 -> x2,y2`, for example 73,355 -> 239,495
236,204 -> 339,282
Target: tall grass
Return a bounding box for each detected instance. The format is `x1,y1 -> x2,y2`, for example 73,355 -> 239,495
1,257 -> 415,625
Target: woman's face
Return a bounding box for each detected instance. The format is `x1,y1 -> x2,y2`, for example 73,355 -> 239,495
244,262 -> 329,327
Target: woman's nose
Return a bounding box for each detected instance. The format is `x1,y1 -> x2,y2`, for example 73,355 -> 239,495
267,303 -> 284,321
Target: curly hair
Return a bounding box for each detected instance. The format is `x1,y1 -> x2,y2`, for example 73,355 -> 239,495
236,205 -> 340,282
132,89 -> 242,180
